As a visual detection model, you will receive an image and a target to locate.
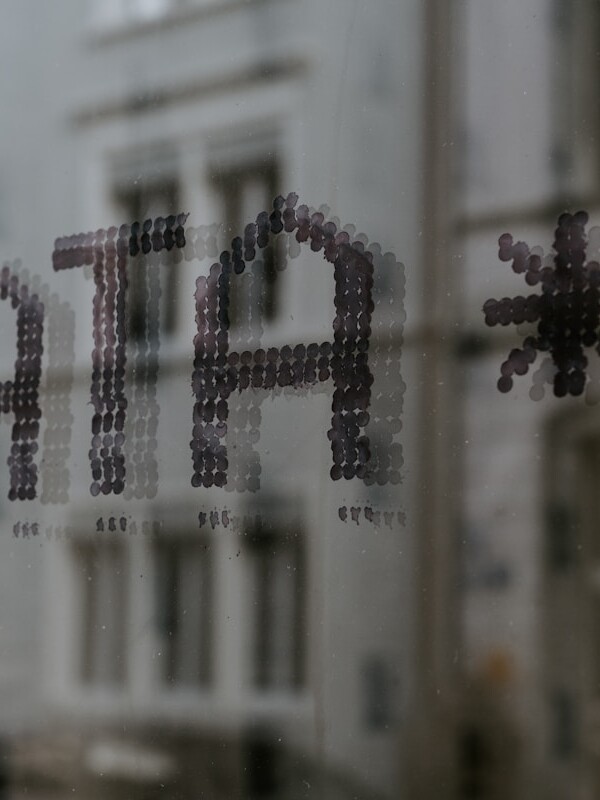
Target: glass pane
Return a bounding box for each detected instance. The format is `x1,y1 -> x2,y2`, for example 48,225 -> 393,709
6,0 -> 600,798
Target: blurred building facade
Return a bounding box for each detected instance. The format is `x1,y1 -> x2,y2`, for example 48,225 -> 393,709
458,0 -> 600,798
0,1 -> 438,799
4,0 -> 599,799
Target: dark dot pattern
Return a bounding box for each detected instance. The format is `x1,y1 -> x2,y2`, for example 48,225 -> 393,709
224,263 -> 265,493
0,266 -> 44,501
357,243 -> 405,487
123,248 -> 162,501
15,266 -> 75,505
53,214 -> 188,496
53,201 -> 406,497
337,505 -> 402,528
41,290 -> 75,504
484,211 -> 598,398
191,192 -> 393,490
12,521 -> 40,538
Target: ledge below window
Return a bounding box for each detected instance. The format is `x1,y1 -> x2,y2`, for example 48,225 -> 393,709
87,0 -> 269,48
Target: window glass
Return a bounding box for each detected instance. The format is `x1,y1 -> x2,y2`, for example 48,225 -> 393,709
4,0 -> 600,798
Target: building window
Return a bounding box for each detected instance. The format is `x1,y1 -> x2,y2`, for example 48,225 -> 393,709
549,689 -> 578,759
552,0 -> 600,196
243,727 -> 285,799
362,656 -> 394,731
211,162 -> 282,329
545,502 -> 578,572
247,527 -> 305,691
75,540 -> 127,687
154,538 -> 213,687
113,179 -> 181,343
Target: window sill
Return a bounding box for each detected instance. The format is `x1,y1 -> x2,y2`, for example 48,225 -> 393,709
87,0 -> 267,48
52,687 -> 313,727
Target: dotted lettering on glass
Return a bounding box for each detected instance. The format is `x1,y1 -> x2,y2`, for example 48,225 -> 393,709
52,196 -> 405,497
484,211 -> 600,401
192,193 -> 405,491
0,266 -> 44,500
53,214 -> 188,496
